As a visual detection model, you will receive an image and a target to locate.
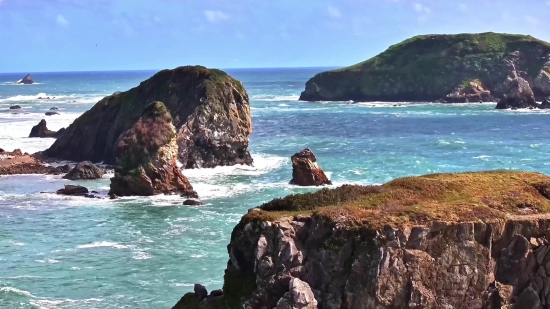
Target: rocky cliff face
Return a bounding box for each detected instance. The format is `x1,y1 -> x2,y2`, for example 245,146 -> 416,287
45,66 -> 253,168
177,171 -> 550,309
300,32 -> 550,103
109,102 -> 197,197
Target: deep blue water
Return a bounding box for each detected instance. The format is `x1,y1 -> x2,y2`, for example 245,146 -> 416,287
1,67 -> 550,308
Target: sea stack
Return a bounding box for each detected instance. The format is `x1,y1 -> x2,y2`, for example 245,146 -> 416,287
495,77 -> 537,109
29,119 -> 64,138
109,102 -> 197,197
299,32 -> 550,103
18,74 -> 34,84
45,66 -> 253,168
289,148 -> 331,186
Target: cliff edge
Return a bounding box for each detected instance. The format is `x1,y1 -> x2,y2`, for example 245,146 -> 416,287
177,170 -> 550,308
300,32 -> 550,103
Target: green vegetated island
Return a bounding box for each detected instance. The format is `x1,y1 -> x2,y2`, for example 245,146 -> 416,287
300,32 -> 550,108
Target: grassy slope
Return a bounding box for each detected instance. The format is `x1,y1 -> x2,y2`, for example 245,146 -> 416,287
245,171 -> 550,230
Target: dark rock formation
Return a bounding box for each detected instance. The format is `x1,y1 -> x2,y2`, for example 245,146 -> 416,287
50,107 -> 59,110
18,74 -> 33,84
181,171 -> 550,309
172,285 -> 225,309
299,32 -> 550,102
62,161 -> 104,180
183,199 -> 203,206
9,105 -> 21,110
109,194 -> 118,200
495,77 -> 537,109
289,148 -> 331,186
541,97 -> 550,109
45,66 -> 253,168
444,79 -> 494,103
56,185 -> 89,196
109,102 -> 197,197
45,112 -> 59,116
29,120 -> 64,138
0,149 -> 70,175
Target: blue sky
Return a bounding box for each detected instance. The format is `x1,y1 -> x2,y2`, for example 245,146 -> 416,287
0,0 -> 549,72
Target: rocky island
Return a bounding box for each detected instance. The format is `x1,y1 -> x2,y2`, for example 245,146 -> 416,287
45,66 -> 253,168
175,170 -> 550,308
300,32 -> 550,106
18,74 -> 34,84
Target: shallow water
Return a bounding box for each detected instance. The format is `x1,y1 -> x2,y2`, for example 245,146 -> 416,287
1,68 -> 550,308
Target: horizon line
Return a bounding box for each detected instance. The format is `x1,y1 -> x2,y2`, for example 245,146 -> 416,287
0,66 -> 344,75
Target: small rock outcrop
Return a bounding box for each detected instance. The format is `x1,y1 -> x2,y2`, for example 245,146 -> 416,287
29,120 -> 64,138
9,105 -> 21,110
109,102 -> 197,197
45,112 -> 59,116
0,149 -> 70,175
444,79 -> 493,103
18,74 -> 34,84
289,148 -> 331,186
184,171 -> 550,309
56,185 -> 89,196
62,161 -> 104,180
172,284 -> 224,309
183,199 -> 203,206
541,97 -> 550,109
495,77 -> 537,109
45,66 -> 253,168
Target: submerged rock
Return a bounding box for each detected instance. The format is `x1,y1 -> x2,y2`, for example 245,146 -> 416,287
18,74 -> 33,84
56,185 -> 89,196
45,66 -> 253,168
9,105 -> 21,110
62,161 -> 104,180
29,119 -> 64,138
496,77 -> 537,109
45,112 -> 59,116
289,148 -> 331,186
109,102 -> 197,197
183,199 -> 203,206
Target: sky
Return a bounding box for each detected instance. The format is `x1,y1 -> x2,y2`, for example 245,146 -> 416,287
0,0 -> 549,72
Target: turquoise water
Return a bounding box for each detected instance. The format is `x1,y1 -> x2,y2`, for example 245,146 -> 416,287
1,68 -> 550,308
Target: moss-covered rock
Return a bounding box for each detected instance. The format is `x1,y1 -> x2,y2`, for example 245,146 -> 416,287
45,66 -> 253,168
300,32 -> 550,103
109,101 -> 197,197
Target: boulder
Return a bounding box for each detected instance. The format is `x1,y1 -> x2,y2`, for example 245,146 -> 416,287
289,148 -> 332,186
29,119 -> 64,138
9,105 -> 21,110
45,66 -> 253,169
18,74 -> 34,84
444,79 -> 493,103
276,279 -> 318,309
109,102 -> 198,197
109,194 -> 118,200
495,77 -> 537,109
194,284 -> 208,301
183,199 -> 203,206
45,112 -> 59,116
50,107 -> 59,110
56,185 -> 89,196
541,97 -> 550,109
62,161 -> 104,180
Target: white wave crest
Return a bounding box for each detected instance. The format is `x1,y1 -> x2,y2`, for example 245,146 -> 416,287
77,241 -> 131,249
251,94 -> 299,102
0,286 -> 35,298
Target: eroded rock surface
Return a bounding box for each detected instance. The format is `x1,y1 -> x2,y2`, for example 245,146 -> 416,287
63,161 -> 104,180
29,119 -> 64,138
290,148 -> 331,186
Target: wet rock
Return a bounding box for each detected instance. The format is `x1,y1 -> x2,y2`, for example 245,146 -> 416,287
18,74 -> 33,84
29,119 -> 62,138
109,102 -> 197,197
56,185 -> 89,196
109,194 -> 118,200
183,199 -> 203,206
194,284 -> 208,301
9,105 -> 21,110
45,112 -> 59,116
496,77 -> 537,109
63,161 -> 104,180
289,148 -> 332,186
50,107 -> 59,110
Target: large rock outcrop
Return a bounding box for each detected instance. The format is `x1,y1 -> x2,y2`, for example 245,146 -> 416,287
496,77 -> 537,109
62,161 -> 104,180
44,66 -> 253,168
289,148 -> 332,186
109,102 -> 197,197
176,171 -> 550,309
18,74 -> 33,84
300,32 -> 550,103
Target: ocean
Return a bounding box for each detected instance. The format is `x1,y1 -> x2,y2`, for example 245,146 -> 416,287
1,67 -> 549,308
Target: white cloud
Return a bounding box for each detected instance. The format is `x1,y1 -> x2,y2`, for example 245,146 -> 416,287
524,15 -> 539,26
328,5 -> 342,19
204,10 -> 229,23
56,14 -> 69,26
458,3 -> 467,11
413,3 -> 431,22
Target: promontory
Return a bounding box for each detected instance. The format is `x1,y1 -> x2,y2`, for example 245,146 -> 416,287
45,66 -> 253,168
300,32 -> 550,103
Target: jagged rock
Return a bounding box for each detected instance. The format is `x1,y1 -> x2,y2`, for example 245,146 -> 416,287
62,161 -> 104,180
45,112 -> 59,116
183,199 -> 203,206
496,77 -> 537,109
541,97 -> 550,109
45,66 -> 253,169
445,79 -> 493,103
289,148 -> 331,186
194,284 -> 208,301
109,102 -> 197,197
109,194 -> 118,200
0,150 -> 70,175
50,107 -> 59,110
9,105 -> 21,110
29,119 -> 64,138
209,290 -> 223,298
18,74 -> 33,84
276,278 -> 318,309
56,185 -> 89,196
